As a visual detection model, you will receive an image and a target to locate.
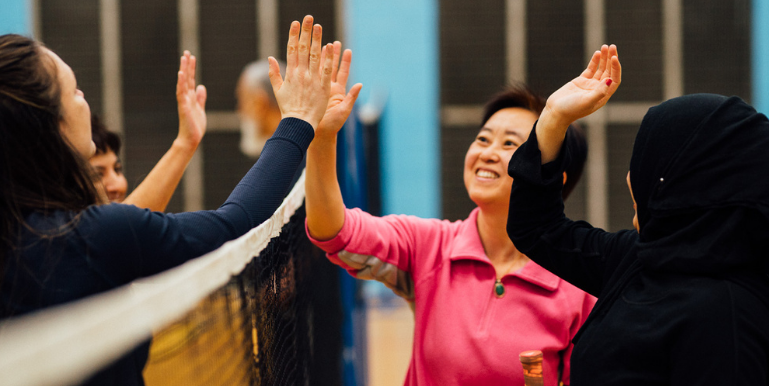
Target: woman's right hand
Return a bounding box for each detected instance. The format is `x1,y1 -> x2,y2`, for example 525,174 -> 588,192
268,15 -> 335,130
536,44 -> 621,163
543,44 -> 621,125
315,41 -> 363,138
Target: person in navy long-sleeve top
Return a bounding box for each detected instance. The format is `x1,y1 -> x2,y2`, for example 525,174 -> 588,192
0,15 -> 340,386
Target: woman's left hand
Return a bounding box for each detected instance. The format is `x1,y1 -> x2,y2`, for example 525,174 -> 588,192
176,50 -> 207,149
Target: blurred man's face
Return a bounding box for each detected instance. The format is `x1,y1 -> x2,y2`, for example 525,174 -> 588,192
237,80 -> 271,158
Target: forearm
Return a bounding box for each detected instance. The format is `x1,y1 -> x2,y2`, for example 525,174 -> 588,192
535,106 -> 572,164
508,130 -> 614,296
123,137 -> 197,211
305,132 -> 346,240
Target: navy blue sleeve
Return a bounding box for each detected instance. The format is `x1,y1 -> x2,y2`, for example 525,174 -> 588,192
78,118 -> 314,284
507,122 -> 637,297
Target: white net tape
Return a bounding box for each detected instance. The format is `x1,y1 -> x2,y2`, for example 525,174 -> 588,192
0,171 -> 307,386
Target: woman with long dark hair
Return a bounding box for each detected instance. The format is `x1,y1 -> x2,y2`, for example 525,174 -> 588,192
0,15 -> 335,385
507,45 -> 769,384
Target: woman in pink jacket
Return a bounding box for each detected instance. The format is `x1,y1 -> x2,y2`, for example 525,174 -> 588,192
304,43 -> 595,386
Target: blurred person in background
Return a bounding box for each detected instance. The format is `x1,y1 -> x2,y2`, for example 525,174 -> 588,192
0,15 -> 331,385
88,51 -> 208,212
237,58 -> 285,158
89,114 -> 128,202
304,40 -> 594,384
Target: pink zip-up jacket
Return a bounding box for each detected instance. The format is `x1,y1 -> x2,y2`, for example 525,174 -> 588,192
308,207 -> 595,386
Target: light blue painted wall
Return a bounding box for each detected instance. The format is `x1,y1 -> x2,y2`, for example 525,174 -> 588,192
347,0 -> 440,218
0,0 -> 31,35
754,0 -> 769,115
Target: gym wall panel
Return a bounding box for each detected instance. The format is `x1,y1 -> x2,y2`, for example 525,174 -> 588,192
40,0 -> 103,116
683,0 -> 751,99
605,0 -> 663,102
121,0 -> 184,212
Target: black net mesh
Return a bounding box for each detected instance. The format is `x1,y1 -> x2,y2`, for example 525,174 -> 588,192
142,205 -> 342,386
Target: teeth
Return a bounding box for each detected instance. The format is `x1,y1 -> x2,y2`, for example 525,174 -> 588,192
476,170 -> 499,179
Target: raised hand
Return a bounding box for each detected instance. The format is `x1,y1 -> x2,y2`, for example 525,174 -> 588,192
176,50 -> 207,148
544,44 -> 621,124
268,15 -> 335,130
316,41 -> 363,137
536,44 -> 621,163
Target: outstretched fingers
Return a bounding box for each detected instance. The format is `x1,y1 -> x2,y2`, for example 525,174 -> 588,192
608,45 -> 621,83
581,50 -> 601,79
330,41 -> 342,81
286,21 -> 300,70
320,43 -> 334,90
308,24 -> 323,77
592,44 -> 609,80
297,15 -> 314,73
187,53 -> 197,91
176,55 -> 188,101
336,49 -> 352,89
596,45 -> 621,105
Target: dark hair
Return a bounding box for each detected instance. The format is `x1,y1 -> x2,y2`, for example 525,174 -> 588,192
482,84 -> 588,199
0,34 -> 99,265
91,113 -> 121,154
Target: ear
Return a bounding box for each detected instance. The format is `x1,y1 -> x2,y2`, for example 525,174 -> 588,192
562,172 -> 568,185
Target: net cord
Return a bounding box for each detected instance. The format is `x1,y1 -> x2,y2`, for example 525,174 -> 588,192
0,170 -> 307,386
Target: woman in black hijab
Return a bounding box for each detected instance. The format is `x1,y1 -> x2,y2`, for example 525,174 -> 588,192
507,44 -> 769,385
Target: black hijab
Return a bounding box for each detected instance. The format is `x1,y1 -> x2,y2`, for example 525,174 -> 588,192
628,94 -> 769,305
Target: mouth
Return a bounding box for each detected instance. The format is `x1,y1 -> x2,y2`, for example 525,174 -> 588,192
475,169 -> 500,179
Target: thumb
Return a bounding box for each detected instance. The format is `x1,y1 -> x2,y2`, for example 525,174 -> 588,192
267,57 -> 283,93
343,83 -> 363,109
196,85 -> 207,110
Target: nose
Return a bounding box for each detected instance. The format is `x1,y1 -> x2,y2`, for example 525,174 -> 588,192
103,175 -> 118,192
479,145 -> 501,162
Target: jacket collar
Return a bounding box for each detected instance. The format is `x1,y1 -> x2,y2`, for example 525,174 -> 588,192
449,208 -> 560,292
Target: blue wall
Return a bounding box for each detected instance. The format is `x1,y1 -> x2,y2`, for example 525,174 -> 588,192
0,0 -> 31,35
754,0 -> 769,115
347,0 -> 440,218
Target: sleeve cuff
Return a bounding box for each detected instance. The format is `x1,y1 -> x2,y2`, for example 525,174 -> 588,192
304,209 -> 354,254
507,120 -> 570,187
271,117 -> 315,150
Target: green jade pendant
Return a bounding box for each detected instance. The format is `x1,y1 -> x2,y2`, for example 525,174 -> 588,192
494,279 -> 505,298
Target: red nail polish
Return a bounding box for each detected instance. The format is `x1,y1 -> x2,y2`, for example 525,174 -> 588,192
606,79 -> 613,87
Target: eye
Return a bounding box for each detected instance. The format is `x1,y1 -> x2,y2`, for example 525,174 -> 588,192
114,163 -> 123,175
504,140 -> 517,147
476,135 -> 489,144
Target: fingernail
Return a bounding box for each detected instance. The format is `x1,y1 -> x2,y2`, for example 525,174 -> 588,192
606,79 -> 613,86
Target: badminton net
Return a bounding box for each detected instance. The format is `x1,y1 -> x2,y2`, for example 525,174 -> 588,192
0,171 -> 342,386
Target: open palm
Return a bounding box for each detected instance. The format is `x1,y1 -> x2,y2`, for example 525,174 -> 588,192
176,51 -> 207,147
546,44 -> 621,123
317,41 -> 362,136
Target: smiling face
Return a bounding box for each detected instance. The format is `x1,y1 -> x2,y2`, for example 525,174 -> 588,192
464,107 -> 539,209
47,49 -> 95,159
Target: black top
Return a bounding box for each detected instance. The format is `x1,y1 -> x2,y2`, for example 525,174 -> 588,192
1,118 -> 314,385
507,123 -> 769,385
